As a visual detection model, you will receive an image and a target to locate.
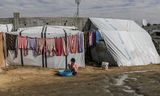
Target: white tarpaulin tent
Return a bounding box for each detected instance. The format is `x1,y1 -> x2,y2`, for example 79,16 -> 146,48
0,24 -> 13,32
90,18 -> 160,66
6,26 -> 85,68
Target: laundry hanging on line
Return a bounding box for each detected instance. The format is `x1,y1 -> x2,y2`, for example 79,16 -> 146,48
87,31 -> 101,47
5,33 -> 84,57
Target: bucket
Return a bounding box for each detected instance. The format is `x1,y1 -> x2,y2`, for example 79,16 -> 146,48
101,62 -> 109,70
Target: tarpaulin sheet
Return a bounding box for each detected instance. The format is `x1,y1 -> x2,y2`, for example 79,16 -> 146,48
6,26 -> 85,68
0,24 -> 13,32
90,18 -> 160,66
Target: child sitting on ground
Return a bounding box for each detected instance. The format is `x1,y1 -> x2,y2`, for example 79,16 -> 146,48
68,58 -> 78,76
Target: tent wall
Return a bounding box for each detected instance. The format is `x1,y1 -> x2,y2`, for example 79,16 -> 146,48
6,26 -> 85,68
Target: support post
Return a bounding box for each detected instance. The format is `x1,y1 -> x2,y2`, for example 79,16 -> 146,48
41,26 -> 45,67
63,29 -> 68,70
19,32 -> 24,66
44,26 -> 47,68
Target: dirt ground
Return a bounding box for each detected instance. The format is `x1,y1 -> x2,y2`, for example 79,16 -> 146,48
0,64 -> 160,96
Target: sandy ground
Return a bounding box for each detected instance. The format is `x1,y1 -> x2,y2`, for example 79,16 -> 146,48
0,64 -> 160,96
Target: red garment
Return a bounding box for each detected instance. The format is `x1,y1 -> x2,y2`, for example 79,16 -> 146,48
69,35 -> 77,53
55,37 -> 63,56
17,35 -> 27,56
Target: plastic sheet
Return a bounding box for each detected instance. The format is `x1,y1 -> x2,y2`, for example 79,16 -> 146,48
90,18 -> 160,66
6,26 -> 85,68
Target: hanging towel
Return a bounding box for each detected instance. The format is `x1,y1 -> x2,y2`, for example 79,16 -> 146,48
67,36 -> 71,54
17,35 -> 27,56
77,33 -> 84,53
69,35 -> 77,53
5,33 -> 17,57
27,37 -> 37,55
27,37 -> 37,50
36,38 -> 45,55
55,37 -> 63,56
89,32 -> 93,46
96,31 -> 101,44
92,32 -> 96,47
46,38 -> 56,56
62,37 -> 68,56
6,33 -> 17,50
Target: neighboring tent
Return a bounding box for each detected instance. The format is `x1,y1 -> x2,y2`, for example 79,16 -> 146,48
89,18 -> 160,66
0,24 -> 13,32
6,26 -> 85,68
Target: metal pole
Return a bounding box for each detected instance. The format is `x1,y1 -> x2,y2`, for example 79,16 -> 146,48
44,26 -> 48,68
63,29 -> 68,70
77,3 -> 79,17
20,31 -> 24,66
41,26 -> 45,67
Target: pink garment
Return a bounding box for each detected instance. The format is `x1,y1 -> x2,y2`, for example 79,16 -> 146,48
69,35 -> 77,53
36,38 -> 45,54
67,36 -> 70,54
89,32 -> 93,46
62,37 -> 68,56
46,38 -> 56,56
17,35 -> 27,56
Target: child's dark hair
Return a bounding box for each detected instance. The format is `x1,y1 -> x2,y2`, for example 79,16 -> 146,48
71,58 -> 75,63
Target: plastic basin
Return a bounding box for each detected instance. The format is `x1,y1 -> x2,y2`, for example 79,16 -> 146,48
58,70 -> 73,77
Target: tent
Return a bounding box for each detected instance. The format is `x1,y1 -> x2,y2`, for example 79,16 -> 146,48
89,18 -> 160,66
6,26 -> 85,68
0,24 -> 13,32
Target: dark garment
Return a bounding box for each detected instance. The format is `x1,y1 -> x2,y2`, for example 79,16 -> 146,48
6,33 -> 17,50
92,32 -> 96,47
5,33 -> 17,57
72,71 -> 77,76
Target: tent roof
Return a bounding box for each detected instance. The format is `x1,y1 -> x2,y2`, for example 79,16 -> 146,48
11,25 -> 82,38
0,24 -> 13,32
89,18 -> 145,32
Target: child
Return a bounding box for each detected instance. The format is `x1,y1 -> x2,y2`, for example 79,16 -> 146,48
68,58 -> 78,76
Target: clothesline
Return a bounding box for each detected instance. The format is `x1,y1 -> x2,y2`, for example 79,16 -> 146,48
6,32 -> 84,58
5,32 -> 80,38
